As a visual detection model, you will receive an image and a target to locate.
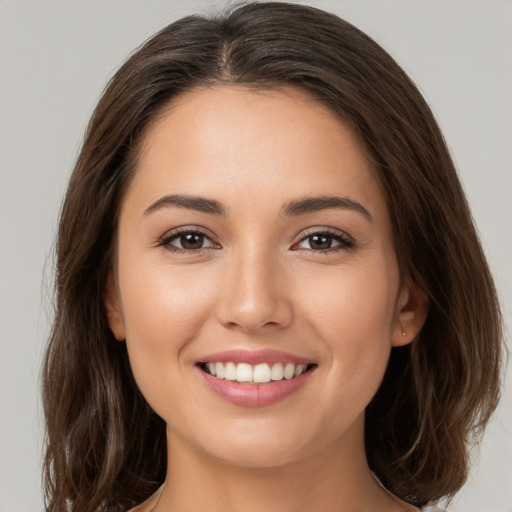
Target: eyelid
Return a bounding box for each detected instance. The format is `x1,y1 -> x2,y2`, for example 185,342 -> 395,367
155,225 -> 354,254
291,227 -> 355,252
157,225 -> 220,253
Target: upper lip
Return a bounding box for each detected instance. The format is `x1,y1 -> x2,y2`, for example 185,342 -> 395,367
197,349 -> 314,365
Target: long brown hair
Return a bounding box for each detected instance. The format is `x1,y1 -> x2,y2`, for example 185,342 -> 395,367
42,2 -> 503,511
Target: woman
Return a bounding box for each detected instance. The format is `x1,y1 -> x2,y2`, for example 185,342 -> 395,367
42,3 -> 503,511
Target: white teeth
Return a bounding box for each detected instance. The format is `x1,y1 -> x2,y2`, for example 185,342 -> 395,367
207,362 -> 216,376
271,362 -> 284,380
294,364 -> 307,377
253,363 -> 271,383
283,363 -> 295,380
236,363 -> 253,382
204,361 -> 310,383
215,362 -> 225,379
225,362 -> 237,381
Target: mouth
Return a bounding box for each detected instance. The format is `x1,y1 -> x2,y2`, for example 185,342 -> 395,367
197,361 -> 316,384
195,349 -> 317,406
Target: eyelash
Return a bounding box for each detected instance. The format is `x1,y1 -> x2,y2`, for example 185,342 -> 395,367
157,227 -> 355,254
292,228 -> 355,253
157,228 -> 218,254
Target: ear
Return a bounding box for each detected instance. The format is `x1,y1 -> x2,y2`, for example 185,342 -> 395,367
104,271 -> 126,341
392,279 -> 429,347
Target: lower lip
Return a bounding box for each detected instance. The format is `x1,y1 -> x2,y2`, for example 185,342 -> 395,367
198,367 -> 315,407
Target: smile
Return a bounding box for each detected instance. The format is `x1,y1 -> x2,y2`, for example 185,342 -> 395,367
200,361 -> 312,384
196,350 -> 317,407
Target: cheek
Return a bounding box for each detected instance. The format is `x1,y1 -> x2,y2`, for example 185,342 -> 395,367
301,259 -> 396,331
117,257 -> 217,395
297,260 -> 397,386
120,252 -> 218,331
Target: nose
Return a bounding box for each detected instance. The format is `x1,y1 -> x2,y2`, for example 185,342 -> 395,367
215,248 -> 293,334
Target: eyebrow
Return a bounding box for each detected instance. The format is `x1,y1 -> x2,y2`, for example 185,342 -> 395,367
143,193 -> 372,222
144,194 -> 226,216
283,196 -> 373,222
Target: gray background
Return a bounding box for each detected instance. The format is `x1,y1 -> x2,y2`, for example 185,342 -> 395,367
0,1 -> 511,511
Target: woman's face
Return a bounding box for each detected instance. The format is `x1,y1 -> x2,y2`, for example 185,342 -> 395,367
106,85 -> 418,468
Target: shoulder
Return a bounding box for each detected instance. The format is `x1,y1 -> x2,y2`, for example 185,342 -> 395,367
421,505 -> 447,512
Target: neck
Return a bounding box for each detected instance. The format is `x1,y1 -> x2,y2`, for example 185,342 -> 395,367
150,417 -> 417,512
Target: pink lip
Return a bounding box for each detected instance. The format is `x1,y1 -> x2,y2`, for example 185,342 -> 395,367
198,366 -> 315,407
197,349 -> 313,365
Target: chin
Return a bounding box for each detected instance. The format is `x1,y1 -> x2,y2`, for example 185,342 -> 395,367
208,441 -> 305,469
182,415 -> 345,470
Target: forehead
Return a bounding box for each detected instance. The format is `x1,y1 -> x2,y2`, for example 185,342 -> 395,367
141,85 -> 367,166
124,85 -> 388,225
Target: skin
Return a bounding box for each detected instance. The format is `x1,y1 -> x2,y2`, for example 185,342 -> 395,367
105,85 -> 428,512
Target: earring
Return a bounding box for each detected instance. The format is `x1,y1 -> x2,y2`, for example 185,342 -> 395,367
399,321 -> 406,337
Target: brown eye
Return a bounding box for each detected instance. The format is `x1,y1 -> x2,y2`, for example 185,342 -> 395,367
308,234 -> 333,250
159,230 -> 216,252
294,230 -> 354,252
179,233 -> 206,250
